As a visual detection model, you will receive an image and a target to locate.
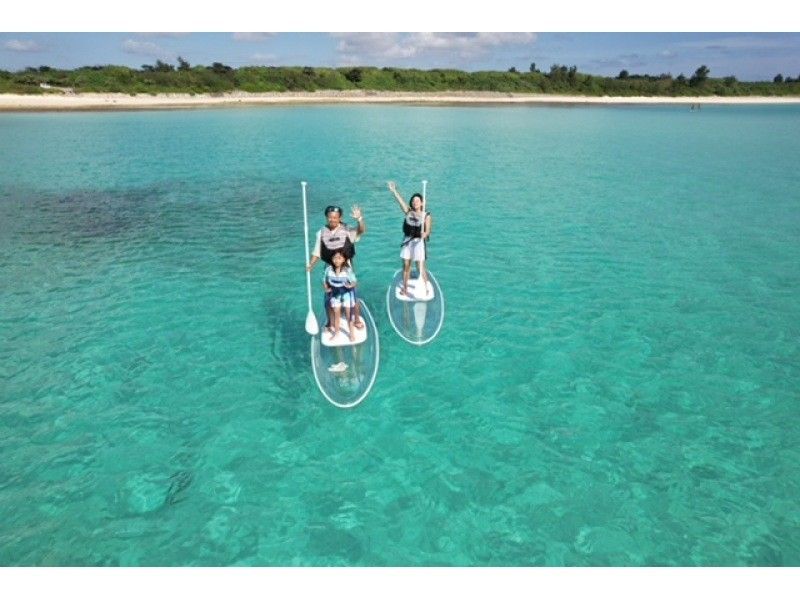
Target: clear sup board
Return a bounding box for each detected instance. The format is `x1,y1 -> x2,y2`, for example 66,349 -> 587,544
386,269 -> 445,345
310,298 -> 380,408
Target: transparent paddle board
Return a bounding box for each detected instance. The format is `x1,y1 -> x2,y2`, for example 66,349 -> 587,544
310,298 -> 380,408
386,269 -> 444,346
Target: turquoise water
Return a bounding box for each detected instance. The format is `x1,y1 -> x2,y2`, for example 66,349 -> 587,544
1,105 -> 799,565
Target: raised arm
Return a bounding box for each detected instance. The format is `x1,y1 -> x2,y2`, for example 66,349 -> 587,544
387,181 -> 409,213
351,205 -> 366,236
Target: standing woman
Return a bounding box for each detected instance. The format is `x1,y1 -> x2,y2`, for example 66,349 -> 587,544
387,181 -> 433,297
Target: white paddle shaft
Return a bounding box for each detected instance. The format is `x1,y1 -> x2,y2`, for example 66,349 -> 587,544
301,182 -> 319,335
421,180 -> 427,237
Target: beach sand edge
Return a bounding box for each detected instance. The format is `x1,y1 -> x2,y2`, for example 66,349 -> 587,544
2,90 -> 800,111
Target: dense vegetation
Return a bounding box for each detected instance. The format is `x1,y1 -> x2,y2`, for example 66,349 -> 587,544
2,61 -> 799,96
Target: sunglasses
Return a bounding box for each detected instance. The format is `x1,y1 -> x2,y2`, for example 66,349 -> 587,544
324,205 -> 343,215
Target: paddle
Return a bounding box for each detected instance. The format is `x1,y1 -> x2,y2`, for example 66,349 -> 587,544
421,180 -> 427,218
421,179 -> 428,287
301,181 -> 319,335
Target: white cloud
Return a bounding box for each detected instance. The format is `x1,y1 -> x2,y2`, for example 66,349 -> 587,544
122,39 -> 167,58
333,32 -> 537,64
233,33 -> 275,42
412,33 -> 537,52
4,39 -> 42,52
333,33 -> 416,63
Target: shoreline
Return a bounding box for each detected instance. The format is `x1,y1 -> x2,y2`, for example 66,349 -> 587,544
2,90 -> 800,111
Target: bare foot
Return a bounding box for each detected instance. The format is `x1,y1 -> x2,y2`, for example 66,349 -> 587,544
353,318 -> 364,329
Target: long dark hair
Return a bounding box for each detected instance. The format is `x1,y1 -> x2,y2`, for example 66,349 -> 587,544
330,250 -> 347,272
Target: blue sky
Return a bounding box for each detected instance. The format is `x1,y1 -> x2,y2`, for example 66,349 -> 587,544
1,33 -> 799,81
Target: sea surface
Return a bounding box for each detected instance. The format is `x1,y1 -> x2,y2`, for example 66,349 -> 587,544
1,104 -> 799,565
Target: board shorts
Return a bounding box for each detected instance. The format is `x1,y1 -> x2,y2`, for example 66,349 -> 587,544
328,289 -> 355,309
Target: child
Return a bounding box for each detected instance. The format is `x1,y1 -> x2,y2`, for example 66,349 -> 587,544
323,250 -> 358,341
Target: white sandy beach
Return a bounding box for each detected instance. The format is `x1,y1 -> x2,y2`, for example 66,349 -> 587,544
2,90 -> 800,111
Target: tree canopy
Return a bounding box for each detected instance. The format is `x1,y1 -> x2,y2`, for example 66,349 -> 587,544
1,63 -> 798,97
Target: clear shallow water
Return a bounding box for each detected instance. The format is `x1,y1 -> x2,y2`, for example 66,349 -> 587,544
1,105 -> 799,565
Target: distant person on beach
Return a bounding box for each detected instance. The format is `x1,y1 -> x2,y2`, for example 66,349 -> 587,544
322,250 -> 358,341
387,181 -> 432,296
306,203 -> 366,327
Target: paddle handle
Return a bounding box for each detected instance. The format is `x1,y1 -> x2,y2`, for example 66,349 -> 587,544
421,180 -> 428,236
422,180 -> 428,281
301,182 -> 314,315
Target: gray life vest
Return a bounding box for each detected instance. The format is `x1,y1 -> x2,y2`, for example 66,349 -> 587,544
319,225 -> 355,265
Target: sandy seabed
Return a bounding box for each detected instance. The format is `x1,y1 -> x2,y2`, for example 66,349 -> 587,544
2,90 -> 800,111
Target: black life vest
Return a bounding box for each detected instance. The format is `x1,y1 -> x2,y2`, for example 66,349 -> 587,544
402,210 -> 430,239
319,225 -> 356,265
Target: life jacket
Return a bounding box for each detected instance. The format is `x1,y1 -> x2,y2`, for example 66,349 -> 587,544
325,266 -> 355,297
319,225 -> 356,265
402,210 -> 430,240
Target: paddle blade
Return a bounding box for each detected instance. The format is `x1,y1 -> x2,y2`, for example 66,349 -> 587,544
305,311 -> 319,335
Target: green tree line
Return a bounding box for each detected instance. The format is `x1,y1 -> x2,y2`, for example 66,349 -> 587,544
2,61 -> 799,96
